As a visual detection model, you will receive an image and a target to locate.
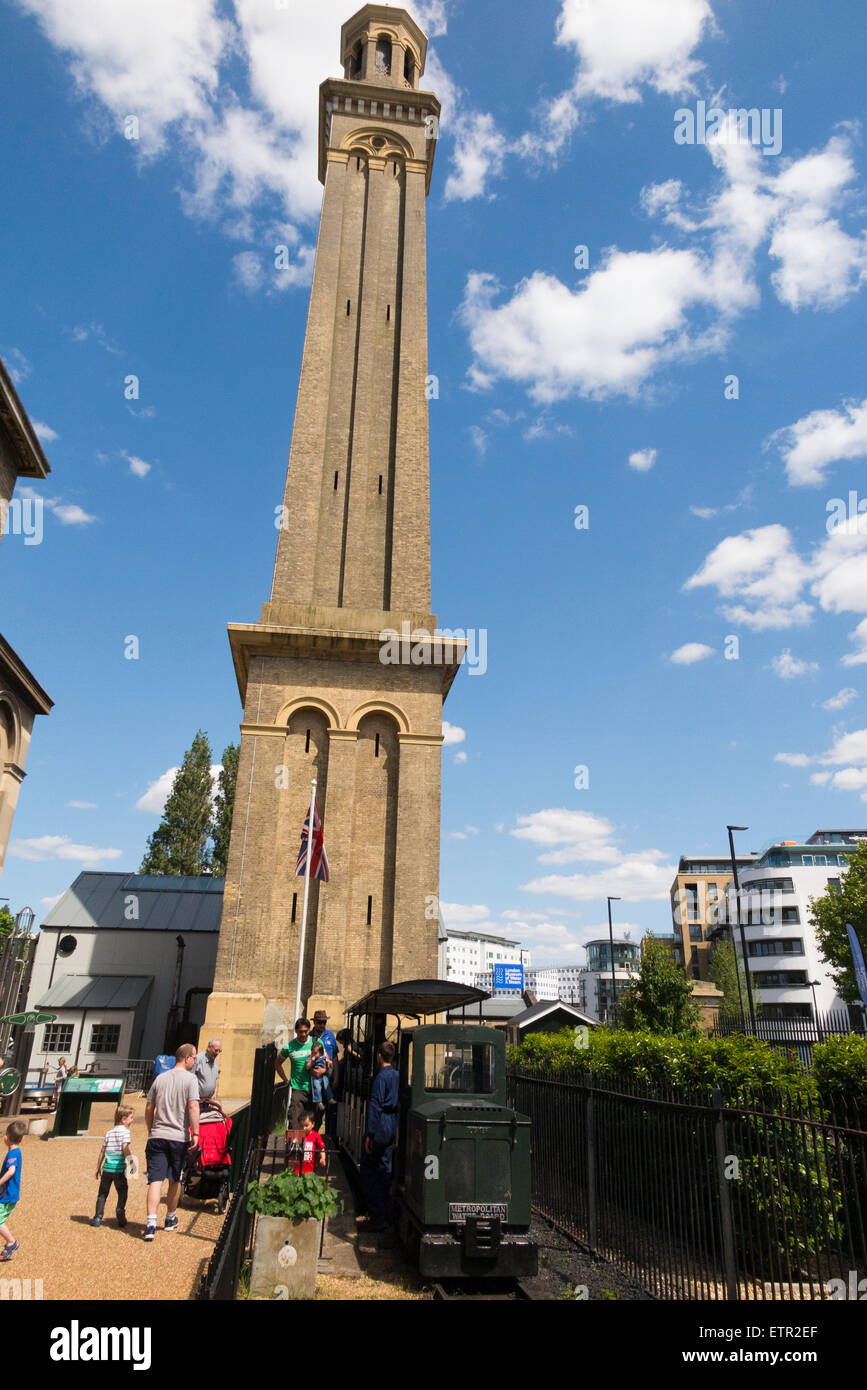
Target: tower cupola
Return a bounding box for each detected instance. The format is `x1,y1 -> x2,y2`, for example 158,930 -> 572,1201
341,4 -> 428,90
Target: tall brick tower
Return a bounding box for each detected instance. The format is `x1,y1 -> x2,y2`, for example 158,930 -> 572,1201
204,5 -> 463,1094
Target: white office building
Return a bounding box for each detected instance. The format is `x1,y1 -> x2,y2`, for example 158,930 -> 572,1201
442,928 -> 529,987
727,829 -> 865,1021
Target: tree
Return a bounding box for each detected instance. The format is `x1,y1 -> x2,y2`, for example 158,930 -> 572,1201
809,841 -> 867,1005
0,907 -> 14,940
709,938 -> 754,1024
140,731 -> 215,876
211,742 -> 239,878
617,935 -> 701,1037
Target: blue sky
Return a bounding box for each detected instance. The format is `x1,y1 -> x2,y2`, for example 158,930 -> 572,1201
2,0 -> 867,966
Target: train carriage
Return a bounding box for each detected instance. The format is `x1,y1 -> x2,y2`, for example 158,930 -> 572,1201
337,979 -> 537,1279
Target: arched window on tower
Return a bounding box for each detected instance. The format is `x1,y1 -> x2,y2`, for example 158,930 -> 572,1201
348,43 -> 363,79
375,37 -> 392,76
404,48 -> 416,87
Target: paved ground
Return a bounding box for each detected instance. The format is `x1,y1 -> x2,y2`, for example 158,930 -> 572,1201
1,1109 -> 225,1301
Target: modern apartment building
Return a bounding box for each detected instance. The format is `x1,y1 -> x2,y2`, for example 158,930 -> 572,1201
574,939 -> 641,1022
733,830 -> 864,1020
671,851 -> 759,981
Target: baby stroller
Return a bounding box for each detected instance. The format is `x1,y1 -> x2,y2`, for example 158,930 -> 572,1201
183,1100 -> 233,1213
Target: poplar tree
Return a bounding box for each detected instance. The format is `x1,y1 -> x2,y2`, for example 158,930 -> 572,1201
140,731 -> 214,876
211,743 -> 239,878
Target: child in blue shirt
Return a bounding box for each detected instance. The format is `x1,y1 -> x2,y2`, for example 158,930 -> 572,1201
0,1120 -> 26,1261
308,1040 -> 333,1128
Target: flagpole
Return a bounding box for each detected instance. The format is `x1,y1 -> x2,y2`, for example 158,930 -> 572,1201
295,778 -> 317,1021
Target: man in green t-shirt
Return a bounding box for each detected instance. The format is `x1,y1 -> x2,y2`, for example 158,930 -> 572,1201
276,1017 -> 313,1132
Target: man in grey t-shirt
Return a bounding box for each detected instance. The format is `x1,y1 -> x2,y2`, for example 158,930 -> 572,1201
143,1044 -> 200,1240
194,1039 -> 222,1100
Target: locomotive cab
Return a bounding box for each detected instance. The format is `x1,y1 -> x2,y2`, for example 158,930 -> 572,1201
337,979 -> 537,1280
397,1024 -> 536,1278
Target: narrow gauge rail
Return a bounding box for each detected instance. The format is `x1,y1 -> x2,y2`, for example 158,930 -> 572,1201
336,978 -> 538,1281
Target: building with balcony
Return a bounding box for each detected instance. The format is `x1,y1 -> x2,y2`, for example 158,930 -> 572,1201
670,851 -> 759,981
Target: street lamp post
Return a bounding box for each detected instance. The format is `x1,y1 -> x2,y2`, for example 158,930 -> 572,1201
727,826 -> 757,1033
607,896 -> 621,1024
809,979 -> 822,1040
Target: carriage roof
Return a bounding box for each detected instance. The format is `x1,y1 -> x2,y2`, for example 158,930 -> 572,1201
345,977 -> 488,1019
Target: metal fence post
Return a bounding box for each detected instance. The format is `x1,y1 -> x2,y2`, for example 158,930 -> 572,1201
713,1086 -> 737,1299
586,1081 -> 597,1252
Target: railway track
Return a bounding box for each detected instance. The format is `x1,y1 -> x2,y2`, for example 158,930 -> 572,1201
432,1279 -> 537,1301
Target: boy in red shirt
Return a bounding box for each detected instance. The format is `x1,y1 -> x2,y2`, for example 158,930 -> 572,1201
292,1112 -> 326,1175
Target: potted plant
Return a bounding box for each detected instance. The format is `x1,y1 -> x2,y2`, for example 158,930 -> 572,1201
246,1171 -> 339,1299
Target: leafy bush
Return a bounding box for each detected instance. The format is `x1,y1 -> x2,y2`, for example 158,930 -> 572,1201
246,1171 -> 339,1221
813,1034 -> 867,1107
509,1027 -> 811,1098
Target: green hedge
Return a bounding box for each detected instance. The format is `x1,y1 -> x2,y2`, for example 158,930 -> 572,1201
813,1034 -> 867,1107
508,1027 -> 811,1098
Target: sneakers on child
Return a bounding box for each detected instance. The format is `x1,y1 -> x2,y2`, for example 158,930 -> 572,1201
90,1217 -> 102,1228
143,1225 -> 156,1241
164,1214 -> 179,1232
0,1241 -> 20,1261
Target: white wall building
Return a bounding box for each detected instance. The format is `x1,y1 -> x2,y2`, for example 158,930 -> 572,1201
26,871 -> 222,1076
442,928 -> 529,987
726,829 -> 865,1021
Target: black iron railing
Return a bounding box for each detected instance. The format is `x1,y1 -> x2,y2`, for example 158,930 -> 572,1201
509,1068 -> 867,1300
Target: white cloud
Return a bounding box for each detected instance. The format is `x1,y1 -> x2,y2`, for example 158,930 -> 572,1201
442,722 -> 466,746
684,524 -> 812,630
510,808 -> 620,865
17,484 -> 98,527
770,649 -> 819,680
553,0 -> 712,117
769,397 -> 867,487
459,246 -> 732,403
467,426 -> 488,458
126,454 -> 151,478
690,506 -> 718,519
439,902 -> 491,928
774,752 -> 812,767
823,728 -> 867,766
822,688 -> 858,712
670,642 -> 714,665
3,348 -> 31,383
629,447 -> 657,472
32,420 -> 59,443
40,894 -> 63,910
453,751 -> 468,765
68,800 -> 98,809
135,767 -> 179,815
9,834 -> 122,867
444,112 -> 508,203
810,771 -> 832,785
523,852 -> 676,902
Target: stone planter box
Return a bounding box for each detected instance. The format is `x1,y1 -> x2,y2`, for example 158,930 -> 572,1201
249,1214 -> 321,1300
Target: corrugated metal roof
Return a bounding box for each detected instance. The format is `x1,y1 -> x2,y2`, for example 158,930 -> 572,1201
36,975 -> 154,1009
40,872 -> 225,933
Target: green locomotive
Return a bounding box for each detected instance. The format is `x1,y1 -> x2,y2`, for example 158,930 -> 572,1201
338,979 -> 537,1279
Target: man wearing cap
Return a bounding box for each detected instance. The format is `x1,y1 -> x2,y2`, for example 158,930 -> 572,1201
310,1011 -> 338,1136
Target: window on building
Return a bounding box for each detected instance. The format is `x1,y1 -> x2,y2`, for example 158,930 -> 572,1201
90,1024 -> 121,1054
684,883 -> 699,920
752,971 -> 808,989
375,37 -> 392,75
827,878 -> 842,895
43,1023 -> 73,1054
749,939 -> 804,957
707,883 -> 718,901
689,924 -> 703,942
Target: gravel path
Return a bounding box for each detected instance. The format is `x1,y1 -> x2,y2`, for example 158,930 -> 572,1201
2,1110 -> 225,1301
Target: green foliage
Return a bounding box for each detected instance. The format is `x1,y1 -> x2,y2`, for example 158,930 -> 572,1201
140,732 -> 240,876
246,1171 -> 339,1221
0,907 -> 14,939
616,935 -> 702,1037
813,1034 -> 867,1106
509,1027 -> 810,1097
708,939 -> 756,1023
808,843 -> 866,1004
210,743 -> 239,878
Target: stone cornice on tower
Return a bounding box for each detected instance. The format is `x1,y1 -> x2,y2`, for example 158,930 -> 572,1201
319,79 -> 440,190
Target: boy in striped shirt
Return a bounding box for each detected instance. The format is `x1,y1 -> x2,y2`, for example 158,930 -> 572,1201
92,1106 -> 135,1228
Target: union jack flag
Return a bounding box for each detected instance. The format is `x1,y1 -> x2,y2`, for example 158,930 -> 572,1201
295,799 -> 330,882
